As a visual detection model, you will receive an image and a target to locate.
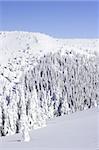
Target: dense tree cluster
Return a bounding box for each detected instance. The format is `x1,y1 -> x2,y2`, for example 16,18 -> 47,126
0,41 -> 99,138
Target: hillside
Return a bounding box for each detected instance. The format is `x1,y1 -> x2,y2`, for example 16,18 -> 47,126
0,31 -> 99,138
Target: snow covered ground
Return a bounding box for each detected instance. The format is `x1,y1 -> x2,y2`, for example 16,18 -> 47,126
0,107 -> 98,150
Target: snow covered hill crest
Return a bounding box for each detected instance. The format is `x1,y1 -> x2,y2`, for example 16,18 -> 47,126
0,31 -> 99,138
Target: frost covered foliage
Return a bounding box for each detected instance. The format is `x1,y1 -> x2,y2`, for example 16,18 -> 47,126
0,49 -> 99,137
25,50 -> 99,116
0,75 -> 47,137
0,32 -> 99,137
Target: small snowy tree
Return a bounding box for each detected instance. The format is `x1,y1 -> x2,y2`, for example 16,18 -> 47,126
20,71 -> 30,142
22,115 -> 30,142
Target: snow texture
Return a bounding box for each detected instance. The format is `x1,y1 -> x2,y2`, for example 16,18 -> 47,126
0,31 -> 99,137
0,107 -> 98,150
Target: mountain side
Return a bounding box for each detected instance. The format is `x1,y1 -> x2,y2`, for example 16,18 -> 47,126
0,31 -> 99,137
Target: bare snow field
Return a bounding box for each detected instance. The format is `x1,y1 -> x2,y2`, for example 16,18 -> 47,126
0,107 -> 99,150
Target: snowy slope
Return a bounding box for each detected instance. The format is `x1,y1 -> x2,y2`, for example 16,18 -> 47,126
0,31 -> 99,65
0,31 -> 99,138
0,31 -> 59,65
0,107 -> 98,150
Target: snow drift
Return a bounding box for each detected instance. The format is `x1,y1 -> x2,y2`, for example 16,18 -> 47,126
0,107 -> 98,150
0,31 -> 99,137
